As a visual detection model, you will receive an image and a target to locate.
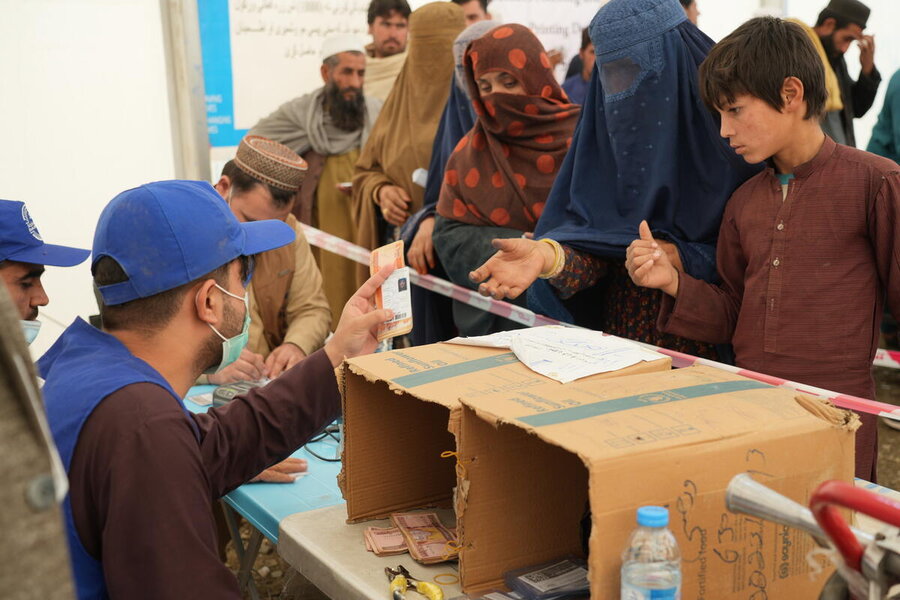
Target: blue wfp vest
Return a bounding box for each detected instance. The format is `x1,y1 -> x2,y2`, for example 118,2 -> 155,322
39,319 -> 199,600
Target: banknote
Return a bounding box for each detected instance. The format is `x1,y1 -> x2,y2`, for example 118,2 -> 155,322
390,512 -> 458,564
364,526 -> 408,556
370,240 -> 413,341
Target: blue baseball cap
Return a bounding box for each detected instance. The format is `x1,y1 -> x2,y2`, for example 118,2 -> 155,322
0,200 -> 90,267
92,180 -> 295,306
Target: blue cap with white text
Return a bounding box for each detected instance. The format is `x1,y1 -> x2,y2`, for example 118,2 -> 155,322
92,180 -> 295,305
0,200 -> 90,267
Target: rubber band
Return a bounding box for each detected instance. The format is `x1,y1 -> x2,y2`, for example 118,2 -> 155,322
433,573 -> 460,585
441,450 -> 470,479
441,539 -> 463,561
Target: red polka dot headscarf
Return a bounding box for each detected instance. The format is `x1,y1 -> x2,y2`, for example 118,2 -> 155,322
436,24 -> 581,231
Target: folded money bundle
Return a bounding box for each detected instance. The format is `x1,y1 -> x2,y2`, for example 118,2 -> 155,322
390,511 -> 458,564
364,526 -> 408,557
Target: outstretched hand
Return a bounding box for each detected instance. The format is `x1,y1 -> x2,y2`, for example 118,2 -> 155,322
468,237 -> 555,300
625,221 -> 680,296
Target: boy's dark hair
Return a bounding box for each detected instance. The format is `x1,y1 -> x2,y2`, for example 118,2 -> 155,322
580,27 -> 591,51
93,256 -> 248,332
220,159 -> 295,208
678,0 -> 694,7
451,0 -> 490,11
367,0 -> 411,25
699,17 -> 827,120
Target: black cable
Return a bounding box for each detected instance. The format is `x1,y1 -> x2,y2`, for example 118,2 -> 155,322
304,446 -> 341,462
303,424 -> 342,462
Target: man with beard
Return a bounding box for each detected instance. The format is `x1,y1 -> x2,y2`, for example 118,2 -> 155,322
364,0 -> 410,103
251,35 -> 383,323
39,180 -> 395,598
813,0 -> 880,147
0,199 -> 90,345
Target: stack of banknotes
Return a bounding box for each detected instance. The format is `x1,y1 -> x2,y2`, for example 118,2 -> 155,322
363,511 -> 457,564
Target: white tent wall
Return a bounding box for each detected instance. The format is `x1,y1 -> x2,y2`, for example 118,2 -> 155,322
1,0 -> 897,357
0,0 -> 177,357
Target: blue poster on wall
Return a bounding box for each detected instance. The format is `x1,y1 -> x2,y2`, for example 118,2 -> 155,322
198,0 -> 247,148
195,0 -> 593,150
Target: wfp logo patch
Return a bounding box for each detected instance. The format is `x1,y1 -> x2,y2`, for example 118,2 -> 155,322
21,205 -> 42,241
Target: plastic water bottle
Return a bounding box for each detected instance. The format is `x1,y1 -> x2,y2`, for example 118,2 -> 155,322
620,506 -> 682,600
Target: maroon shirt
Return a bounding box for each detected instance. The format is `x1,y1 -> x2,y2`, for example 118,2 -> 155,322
68,348 -> 340,599
659,136 -> 900,479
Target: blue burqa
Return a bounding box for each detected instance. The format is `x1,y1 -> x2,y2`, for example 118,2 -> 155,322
529,0 -> 762,322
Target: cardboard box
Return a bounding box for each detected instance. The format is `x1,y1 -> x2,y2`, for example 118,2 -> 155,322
338,341 -> 671,522
456,365 -> 858,598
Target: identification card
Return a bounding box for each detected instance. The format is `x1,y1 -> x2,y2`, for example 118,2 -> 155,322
370,240 -> 413,341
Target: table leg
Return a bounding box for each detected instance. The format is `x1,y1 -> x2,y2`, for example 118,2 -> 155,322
221,499 -> 262,600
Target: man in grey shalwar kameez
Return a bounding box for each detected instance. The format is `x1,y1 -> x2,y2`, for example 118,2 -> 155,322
251,34 -> 383,322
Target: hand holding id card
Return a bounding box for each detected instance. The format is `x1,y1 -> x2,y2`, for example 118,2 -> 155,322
370,240 -> 413,341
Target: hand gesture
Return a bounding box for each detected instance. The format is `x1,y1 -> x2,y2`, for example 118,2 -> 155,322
625,221 -> 679,296
250,457 -> 308,483
265,343 -> 306,378
858,35 -> 875,76
468,238 -> 555,300
207,348 -> 268,384
377,185 -> 411,226
408,216 -> 436,275
324,265 -> 395,367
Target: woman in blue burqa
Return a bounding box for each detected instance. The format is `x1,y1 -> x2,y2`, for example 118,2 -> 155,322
400,19 -> 498,345
469,0 -> 760,358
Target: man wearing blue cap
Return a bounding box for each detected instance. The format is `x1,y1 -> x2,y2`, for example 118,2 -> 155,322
38,180 -> 394,599
0,199 -> 90,344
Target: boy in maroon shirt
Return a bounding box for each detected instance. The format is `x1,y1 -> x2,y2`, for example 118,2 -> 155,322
626,16 -> 900,480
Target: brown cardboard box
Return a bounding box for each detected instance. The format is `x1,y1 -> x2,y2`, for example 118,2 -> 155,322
456,365 -> 858,598
338,342 -> 671,523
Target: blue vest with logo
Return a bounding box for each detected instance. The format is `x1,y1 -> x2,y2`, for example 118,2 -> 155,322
39,319 -> 199,600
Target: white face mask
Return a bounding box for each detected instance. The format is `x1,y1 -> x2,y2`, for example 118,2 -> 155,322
203,284 -> 250,374
21,320 -> 41,345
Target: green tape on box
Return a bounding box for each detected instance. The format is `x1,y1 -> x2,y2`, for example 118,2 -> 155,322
518,380 -> 771,427
391,352 -> 519,388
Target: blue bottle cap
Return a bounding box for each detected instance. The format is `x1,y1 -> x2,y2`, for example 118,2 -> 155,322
637,506 -> 669,527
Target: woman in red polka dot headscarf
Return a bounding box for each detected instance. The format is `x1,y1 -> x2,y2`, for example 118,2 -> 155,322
432,23 -> 581,335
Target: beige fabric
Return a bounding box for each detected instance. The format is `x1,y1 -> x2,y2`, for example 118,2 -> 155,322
352,2 -> 466,285
0,283 -> 75,599
314,149 -> 362,324
248,215 -> 331,357
786,18 -> 844,113
363,50 -> 407,103
249,87 -> 382,157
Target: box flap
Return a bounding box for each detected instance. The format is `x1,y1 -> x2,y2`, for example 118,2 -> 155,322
344,342 -> 671,410
460,365 -> 857,464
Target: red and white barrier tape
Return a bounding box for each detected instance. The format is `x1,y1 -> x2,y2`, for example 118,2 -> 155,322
300,223 -> 562,328
632,342 -> 900,421
300,223 -> 900,419
874,348 -> 900,369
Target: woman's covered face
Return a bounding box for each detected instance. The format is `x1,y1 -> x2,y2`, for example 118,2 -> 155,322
476,70 -> 526,97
